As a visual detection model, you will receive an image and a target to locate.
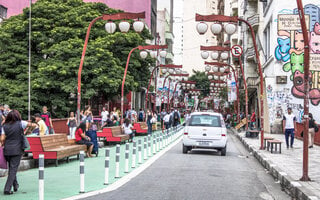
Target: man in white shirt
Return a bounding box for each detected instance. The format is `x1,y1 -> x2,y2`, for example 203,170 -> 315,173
283,107 -> 297,149
101,107 -> 109,127
163,113 -> 171,134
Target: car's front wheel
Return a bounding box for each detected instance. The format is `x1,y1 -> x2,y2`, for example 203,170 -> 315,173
221,146 -> 227,156
182,144 -> 188,154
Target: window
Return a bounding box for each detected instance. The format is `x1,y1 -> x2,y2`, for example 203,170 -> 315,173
0,5 -> 7,19
263,23 -> 271,60
188,115 -> 221,127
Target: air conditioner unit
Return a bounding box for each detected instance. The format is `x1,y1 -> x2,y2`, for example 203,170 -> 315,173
276,76 -> 287,84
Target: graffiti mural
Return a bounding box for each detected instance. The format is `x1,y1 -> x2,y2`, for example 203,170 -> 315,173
276,4 -> 320,105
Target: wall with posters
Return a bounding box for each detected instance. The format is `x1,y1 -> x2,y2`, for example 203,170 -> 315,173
263,1 -> 320,129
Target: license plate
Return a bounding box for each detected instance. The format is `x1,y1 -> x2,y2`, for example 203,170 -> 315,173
198,141 -> 210,146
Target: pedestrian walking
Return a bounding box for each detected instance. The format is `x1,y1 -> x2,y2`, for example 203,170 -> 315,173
0,110 -> 36,195
160,109 -> 167,129
84,105 -> 93,131
66,112 -> 77,139
146,110 -> 153,135
138,108 -> 144,122
163,112 -> 171,132
101,107 -> 109,128
41,106 -> 54,134
308,113 -> 318,148
282,107 -> 297,149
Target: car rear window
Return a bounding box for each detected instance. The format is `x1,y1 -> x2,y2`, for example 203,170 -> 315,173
188,115 -> 221,127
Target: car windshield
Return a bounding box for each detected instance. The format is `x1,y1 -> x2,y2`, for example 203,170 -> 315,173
188,115 -> 221,127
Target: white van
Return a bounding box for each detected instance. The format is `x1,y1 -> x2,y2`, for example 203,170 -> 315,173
182,112 -> 227,156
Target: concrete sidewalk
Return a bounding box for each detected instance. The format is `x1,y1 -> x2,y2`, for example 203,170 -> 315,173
234,130 -> 320,200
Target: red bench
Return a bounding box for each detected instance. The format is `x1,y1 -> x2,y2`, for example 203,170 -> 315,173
97,126 -> 129,143
26,134 -> 87,166
132,122 -> 148,134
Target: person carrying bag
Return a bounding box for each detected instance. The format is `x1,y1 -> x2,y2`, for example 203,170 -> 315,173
0,110 -> 35,195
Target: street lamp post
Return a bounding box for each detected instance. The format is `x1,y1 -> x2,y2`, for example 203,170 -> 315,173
201,45 -> 248,129
296,0 -> 311,182
121,45 -> 168,124
77,12 -> 145,125
196,14 -> 265,149
205,61 -> 239,120
145,64 -> 183,111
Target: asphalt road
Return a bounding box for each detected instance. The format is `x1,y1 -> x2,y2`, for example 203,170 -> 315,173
83,131 -> 290,200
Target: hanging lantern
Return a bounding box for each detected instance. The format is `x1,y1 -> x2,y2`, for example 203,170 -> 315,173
224,23 -> 237,35
201,51 -> 209,59
133,20 -> 144,33
105,22 -> 116,33
168,68 -> 174,74
212,66 -> 219,72
119,21 -> 130,33
211,52 -> 219,60
162,68 -> 167,74
220,52 -> 229,60
208,75 -> 213,80
210,23 -> 222,35
214,75 -> 219,80
220,76 -> 224,80
205,65 -> 211,72
220,67 -> 226,73
159,50 -> 167,58
196,22 -> 208,35
140,51 -> 148,59
150,51 -> 157,58
191,84 -> 195,89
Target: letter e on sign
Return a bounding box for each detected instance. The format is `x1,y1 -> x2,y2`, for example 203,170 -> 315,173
231,45 -> 243,57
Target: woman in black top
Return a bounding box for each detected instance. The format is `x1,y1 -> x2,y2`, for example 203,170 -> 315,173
146,110 -> 153,135
0,110 -> 35,195
308,113 -> 317,148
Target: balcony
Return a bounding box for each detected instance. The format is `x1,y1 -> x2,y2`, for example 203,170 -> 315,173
165,31 -> 174,43
247,14 -> 259,30
246,46 -> 255,62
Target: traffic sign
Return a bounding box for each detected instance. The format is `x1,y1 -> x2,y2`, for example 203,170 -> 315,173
231,45 -> 243,57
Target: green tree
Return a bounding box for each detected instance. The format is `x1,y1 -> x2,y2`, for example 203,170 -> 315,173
0,0 -> 153,118
188,70 -> 211,98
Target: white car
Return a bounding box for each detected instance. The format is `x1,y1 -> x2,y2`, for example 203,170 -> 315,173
182,111 -> 227,156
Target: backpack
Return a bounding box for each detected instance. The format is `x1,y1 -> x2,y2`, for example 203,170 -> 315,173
139,112 -> 143,120
174,111 -> 179,120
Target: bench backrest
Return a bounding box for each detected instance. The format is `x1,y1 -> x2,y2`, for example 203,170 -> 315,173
27,134 -> 70,152
40,134 -> 69,151
139,122 -> 147,129
110,126 -> 122,136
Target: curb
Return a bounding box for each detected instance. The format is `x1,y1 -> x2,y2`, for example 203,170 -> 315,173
231,129 -> 319,200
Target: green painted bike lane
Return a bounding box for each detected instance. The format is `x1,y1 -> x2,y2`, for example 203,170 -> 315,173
0,127 -> 183,200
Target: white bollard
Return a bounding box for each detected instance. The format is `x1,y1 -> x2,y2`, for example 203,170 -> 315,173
148,135 -> 152,157
160,134 -> 163,150
144,137 -> 147,160
153,138 -> 156,154
125,143 -> 129,173
132,141 -> 136,168
104,148 -> 110,185
156,134 -> 160,152
39,154 -> 44,200
138,139 -> 142,164
79,151 -> 85,193
115,144 -> 120,178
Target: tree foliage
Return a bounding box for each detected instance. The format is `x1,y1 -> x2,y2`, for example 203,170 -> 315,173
0,0 -> 153,118
188,70 -> 210,98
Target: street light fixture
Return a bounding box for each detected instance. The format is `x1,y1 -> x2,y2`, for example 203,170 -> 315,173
77,12 -> 145,125
196,13 -> 265,149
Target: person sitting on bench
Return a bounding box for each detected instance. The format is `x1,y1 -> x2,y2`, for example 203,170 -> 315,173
75,123 -> 93,157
